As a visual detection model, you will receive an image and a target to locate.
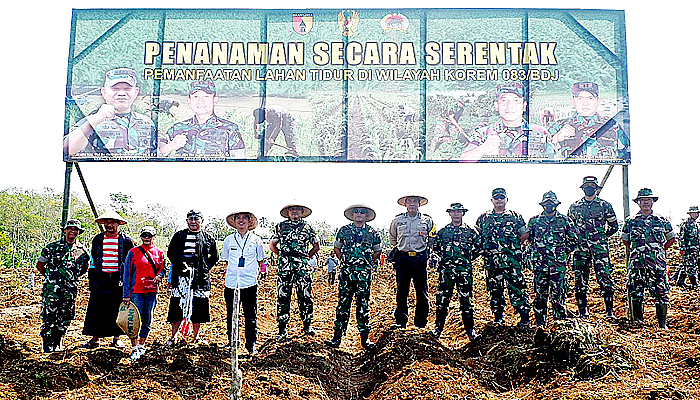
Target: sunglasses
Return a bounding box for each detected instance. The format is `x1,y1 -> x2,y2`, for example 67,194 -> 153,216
141,234 -> 154,238
492,195 -> 506,200
353,208 -> 368,214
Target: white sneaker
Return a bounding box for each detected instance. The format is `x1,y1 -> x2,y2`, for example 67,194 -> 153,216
130,346 -> 144,361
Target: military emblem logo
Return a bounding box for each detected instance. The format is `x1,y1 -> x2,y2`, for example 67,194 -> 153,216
293,13 -> 313,35
381,13 -> 409,33
338,10 -> 360,37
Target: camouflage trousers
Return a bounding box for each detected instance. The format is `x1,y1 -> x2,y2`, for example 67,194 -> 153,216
573,244 -> 615,299
277,261 -> 313,324
483,254 -> 531,316
40,292 -> 77,340
680,251 -> 700,277
532,263 -> 567,326
627,260 -> 670,305
435,267 -> 474,318
333,275 -> 371,334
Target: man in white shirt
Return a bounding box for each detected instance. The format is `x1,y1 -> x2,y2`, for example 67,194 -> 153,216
222,211 -> 266,356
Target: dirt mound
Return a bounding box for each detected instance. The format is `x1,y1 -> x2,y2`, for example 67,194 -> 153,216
0,239 -> 699,399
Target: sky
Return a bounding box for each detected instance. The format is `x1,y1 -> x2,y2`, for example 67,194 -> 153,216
2,0 -> 698,231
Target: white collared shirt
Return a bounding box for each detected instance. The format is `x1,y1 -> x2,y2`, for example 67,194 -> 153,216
222,230 -> 265,289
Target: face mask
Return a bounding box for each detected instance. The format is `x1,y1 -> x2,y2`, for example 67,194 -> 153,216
583,186 -> 597,196
543,204 -> 557,214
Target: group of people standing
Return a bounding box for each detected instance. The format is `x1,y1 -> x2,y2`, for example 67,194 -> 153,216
384,175 -> 684,341
36,175 -> 695,358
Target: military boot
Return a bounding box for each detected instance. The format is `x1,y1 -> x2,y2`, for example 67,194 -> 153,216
462,313 -> 478,340
656,303 -> 668,330
42,336 -> 53,353
303,321 -> 316,336
690,275 -> 698,289
324,329 -> 342,348
576,292 -> 589,318
276,322 -> 289,341
360,332 -> 375,350
53,334 -> 63,352
518,310 -> 530,327
631,301 -> 644,324
430,308 -> 448,338
604,295 -> 615,319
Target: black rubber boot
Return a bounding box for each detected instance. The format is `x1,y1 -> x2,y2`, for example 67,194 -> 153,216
462,313 -> 478,340
324,329 -> 343,348
604,295 -> 615,319
360,332 -> 375,350
631,301 -> 644,324
303,321 -> 316,336
277,322 -> 289,341
430,308 -> 447,338
42,336 -> 52,353
656,303 -> 668,330
576,292 -> 589,318
493,310 -> 504,325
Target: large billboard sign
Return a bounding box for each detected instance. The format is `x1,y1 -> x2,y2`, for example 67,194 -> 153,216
64,9 -> 629,164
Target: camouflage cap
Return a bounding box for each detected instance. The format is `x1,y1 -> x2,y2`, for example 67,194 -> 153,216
572,82 -> 599,97
491,188 -> 507,198
104,68 -> 137,87
580,175 -> 600,188
539,190 -> 561,206
633,188 -> 658,203
496,82 -> 524,98
63,219 -> 85,233
187,209 -> 204,219
688,206 -> 700,214
446,203 -> 468,213
189,80 -> 216,95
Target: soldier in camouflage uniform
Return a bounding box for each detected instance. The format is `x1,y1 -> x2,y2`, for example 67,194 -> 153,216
567,176 -> 619,318
35,219 -> 90,352
547,82 -> 630,161
270,204 -> 320,339
528,192 -> 579,327
324,205 -> 381,349
430,203 -> 482,339
621,188 -> 676,329
64,68 -> 156,158
461,82 -> 547,161
475,188 -> 531,326
159,80 -> 245,158
677,206 -> 700,288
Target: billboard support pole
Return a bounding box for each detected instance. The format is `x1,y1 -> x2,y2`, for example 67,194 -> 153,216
622,165 -> 630,218
75,163 -> 103,232
61,162 -> 73,228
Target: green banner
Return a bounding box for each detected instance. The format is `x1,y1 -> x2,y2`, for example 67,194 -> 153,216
64,8 -> 629,164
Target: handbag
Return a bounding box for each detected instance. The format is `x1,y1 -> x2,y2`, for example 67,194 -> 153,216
136,246 -> 161,289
